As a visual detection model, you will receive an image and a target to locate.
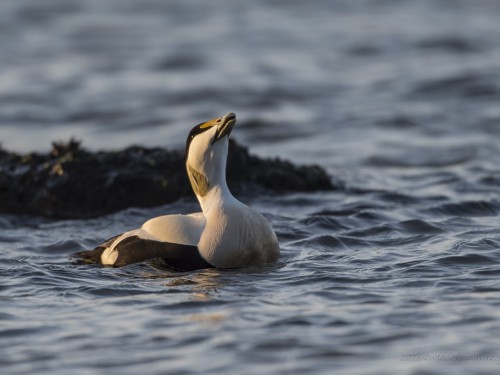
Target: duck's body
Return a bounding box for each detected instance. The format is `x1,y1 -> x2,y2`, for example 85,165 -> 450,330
76,113 -> 280,270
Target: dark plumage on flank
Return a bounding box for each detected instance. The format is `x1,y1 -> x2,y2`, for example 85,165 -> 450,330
76,235 -> 213,271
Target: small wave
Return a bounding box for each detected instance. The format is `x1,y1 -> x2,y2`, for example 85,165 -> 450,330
471,286 -> 500,293
436,253 -> 496,266
345,44 -> 383,56
366,146 -> 477,168
453,238 -> 500,252
152,53 -> 207,71
480,173 -> 500,185
335,236 -> 373,248
396,219 -> 445,235
401,264 -> 440,275
371,235 -> 436,248
427,200 -> 500,217
416,36 -> 480,53
353,211 -> 392,222
375,191 -> 421,205
299,215 -> 348,230
336,220 -> 443,243
376,115 -> 418,129
311,201 -> 388,217
0,325 -> 50,338
472,268 -> 500,276
351,332 -> 417,346
268,316 -> 314,327
411,73 -> 500,99
41,239 -> 86,254
344,223 -> 396,238
292,235 -> 347,250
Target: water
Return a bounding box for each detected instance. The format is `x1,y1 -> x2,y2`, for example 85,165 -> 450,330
2,0 -> 500,374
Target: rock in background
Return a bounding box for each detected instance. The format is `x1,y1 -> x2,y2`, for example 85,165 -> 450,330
0,139 -> 335,219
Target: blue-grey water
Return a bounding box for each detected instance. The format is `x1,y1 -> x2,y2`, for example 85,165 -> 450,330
2,0 -> 500,374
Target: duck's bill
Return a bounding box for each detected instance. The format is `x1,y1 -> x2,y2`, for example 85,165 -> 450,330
212,112 -> 236,145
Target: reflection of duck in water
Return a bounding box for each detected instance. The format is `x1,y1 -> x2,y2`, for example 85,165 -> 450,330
77,113 -> 280,270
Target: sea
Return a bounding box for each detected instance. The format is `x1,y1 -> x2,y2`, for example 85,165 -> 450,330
1,0 -> 500,374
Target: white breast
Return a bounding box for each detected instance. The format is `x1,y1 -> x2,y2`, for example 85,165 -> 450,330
198,203 -> 280,268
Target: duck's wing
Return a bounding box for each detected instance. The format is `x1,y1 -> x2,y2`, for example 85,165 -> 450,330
141,212 -> 205,245
103,234 -> 212,270
76,213 -> 212,270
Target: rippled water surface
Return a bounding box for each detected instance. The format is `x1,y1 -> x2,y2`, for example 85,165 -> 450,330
2,0 -> 500,374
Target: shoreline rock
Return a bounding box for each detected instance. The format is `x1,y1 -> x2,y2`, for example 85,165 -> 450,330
0,139 -> 336,219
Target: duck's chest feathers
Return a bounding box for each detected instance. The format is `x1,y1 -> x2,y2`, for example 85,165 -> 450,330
198,204 -> 279,268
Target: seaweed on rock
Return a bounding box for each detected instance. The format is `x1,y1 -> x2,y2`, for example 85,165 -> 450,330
0,139 -> 336,219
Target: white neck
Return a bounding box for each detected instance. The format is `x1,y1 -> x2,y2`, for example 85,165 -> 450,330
186,137 -> 241,214
196,173 -> 238,213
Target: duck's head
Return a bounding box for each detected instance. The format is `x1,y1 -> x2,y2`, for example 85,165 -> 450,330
185,112 -> 236,197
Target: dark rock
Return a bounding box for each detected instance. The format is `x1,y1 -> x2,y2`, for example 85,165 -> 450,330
0,139 -> 336,219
